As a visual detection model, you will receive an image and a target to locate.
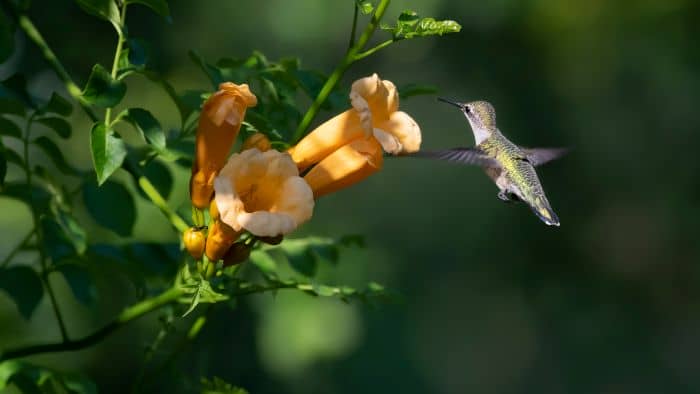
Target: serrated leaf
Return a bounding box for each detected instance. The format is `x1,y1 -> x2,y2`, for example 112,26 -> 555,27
125,0 -> 170,18
200,376 -> 249,394
182,277 -> 229,317
36,116 -> 71,139
74,0 -> 122,33
81,64 -> 126,108
383,10 -> 461,39
0,266 -> 44,319
118,108 -> 166,151
42,93 -> 73,117
0,97 -> 26,117
249,250 -> 277,278
55,263 -> 97,306
355,0 -> 374,15
0,10 -> 15,64
83,179 -> 136,236
0,115 -> 22,139
33,136 -> 82,175
90,123 -> 126,184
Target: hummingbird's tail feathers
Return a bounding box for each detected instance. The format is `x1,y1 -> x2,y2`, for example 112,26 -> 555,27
528,198 -> 560,226
521,147 -> 569,167
410,147 -> 499,167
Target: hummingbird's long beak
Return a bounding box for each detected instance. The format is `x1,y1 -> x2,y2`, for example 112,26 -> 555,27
437,97 -> 464,109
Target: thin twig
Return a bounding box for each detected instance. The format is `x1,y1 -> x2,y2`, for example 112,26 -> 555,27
0,228 -> 35,269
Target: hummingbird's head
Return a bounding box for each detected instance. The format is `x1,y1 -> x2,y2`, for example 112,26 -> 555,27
438,98 -> 497,144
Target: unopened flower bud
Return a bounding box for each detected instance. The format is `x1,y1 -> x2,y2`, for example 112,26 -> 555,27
241,132 -> 271,152
209,199 -> 219,221
205,220 -> 241,261
222,242 -> 251,267
183,227 -> 206,260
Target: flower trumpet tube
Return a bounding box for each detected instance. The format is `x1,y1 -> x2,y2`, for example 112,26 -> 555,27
213,148 -> 314,238
190,82 -> 258,209
205,220 -> 242,262
288,73 -> 421,172
303,136 -> 383,199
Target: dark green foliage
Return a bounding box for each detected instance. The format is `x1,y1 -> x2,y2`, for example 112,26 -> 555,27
81,64 -> 126,108
36,115 -> 72,139
54,262 -> 97,306
32,136 -> 82,175
41,92 -> 73,117
0,10 -> 15,64
0,116 -> 22,139
200,377 -> 249,394
118,108 -> 166,151
0,97 -> 26,116
83,178 -> 136,236
125,0 -> 170,18
0,361 -> 97,394
74,0 -> 121,32
0,266 -> 43,319
89,123 -> 127,184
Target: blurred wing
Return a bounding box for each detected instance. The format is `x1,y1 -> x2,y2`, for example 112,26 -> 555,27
522,147 -> 568,167
412,147 -> 499,167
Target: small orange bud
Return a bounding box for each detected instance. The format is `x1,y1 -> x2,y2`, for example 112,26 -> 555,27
205,220 -> 241,261
241,132 -> 271,152
209,199 -> 219,222
183,227 -> 206,260
258,234 -> 283,245
222,242 -> 252,267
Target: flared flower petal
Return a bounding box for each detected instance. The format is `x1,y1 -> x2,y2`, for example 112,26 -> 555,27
190,82 -> 257,208
289,73 -> 420,175
303,136 -> 383,198
213,148 -> 314,237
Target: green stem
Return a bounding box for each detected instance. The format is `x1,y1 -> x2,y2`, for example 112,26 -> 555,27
354,39 -> 396,60
22,115 -> 69,342
348,2 -> 359,49
291,0 -> 392,143
104,2 -> 128,127
136,172 -> 189,233
0,228 -> 35,269
14,14 -> 98,122
0,286 -> 184,362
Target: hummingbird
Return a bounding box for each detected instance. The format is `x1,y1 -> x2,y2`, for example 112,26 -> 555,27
415,98 -> 567,226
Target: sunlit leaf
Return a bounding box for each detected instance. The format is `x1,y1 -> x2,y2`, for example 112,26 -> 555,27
0,266 -> 44,319
382,10 -> 461,40
54,209 -> 88,255
83,179 -> 136,236
125,0 -> 170,18
89,123 -> 126,184
74,0 -> 122,33
36,116 -> 71,139
81,64 -> 126,108
118,108 -> 166,151
55,262 -> 97,306
355,0 -> 374,15
32,136 -> 81,176
0,116 -> 21,139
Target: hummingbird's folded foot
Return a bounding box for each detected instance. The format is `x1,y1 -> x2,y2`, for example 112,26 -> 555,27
497,190 -> 520,203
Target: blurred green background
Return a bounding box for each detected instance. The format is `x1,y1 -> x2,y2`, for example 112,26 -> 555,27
2,0 -> 700,392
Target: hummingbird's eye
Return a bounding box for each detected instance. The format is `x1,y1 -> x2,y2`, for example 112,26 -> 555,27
464,106 -> 471,113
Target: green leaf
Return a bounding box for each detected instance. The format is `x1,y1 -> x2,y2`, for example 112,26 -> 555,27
74,0 -> 122,33
54,209 -> 88,255
281,241 -> 317,277
249,250 -> 278,278
0,115 -> 22,139
33,136 -> 82,175
355,0 -> 374,15
41,216 -> 80,262
0,97 -> 26,117
398,83 -> 438,99
137,158 -> 172,199
383,10 -> 461,39
0,10 -> 15,64
180,273 -> 229,317
118,108 -> 166,151
90,123 -> 127,184
2,146 -> 22,167
81,64 -> 126,108
83,179 -> 136,236
125,0 -> 170,18
0,266 -> 44,319
55,263 -> 97,306
36,116 -> 71,139
42,92 -> 73,117
1,74 -> 33,107
200,376 -> 249,394
188,51 -> 223,87
0,182 -> 52,213
127,38 -> 148,66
